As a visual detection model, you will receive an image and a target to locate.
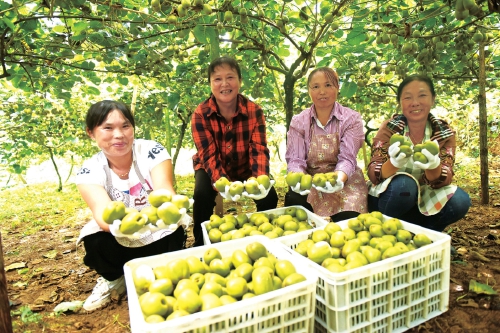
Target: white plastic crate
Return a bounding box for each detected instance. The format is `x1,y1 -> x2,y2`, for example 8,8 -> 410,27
124,236 -> 317,333
201,205 -> 328,245
277,217 -> 451,333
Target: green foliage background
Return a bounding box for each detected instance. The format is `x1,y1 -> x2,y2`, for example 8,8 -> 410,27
0,0 -> 499,190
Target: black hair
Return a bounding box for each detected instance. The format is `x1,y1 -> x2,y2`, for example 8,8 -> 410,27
207,56 -> 242,83
396,75 -> 436,102
307,67 -> 340,89
85,100 -> 135,131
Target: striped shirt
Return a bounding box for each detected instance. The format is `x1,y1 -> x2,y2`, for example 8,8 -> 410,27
285,102 -> 364,177
191,94 -> 270,183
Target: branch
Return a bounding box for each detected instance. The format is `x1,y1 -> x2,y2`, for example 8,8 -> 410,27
6,55 -> 132,75
18,62 -> 35,88
0,29 -> 11,78
0,124 -> 24,132
262,53 -> 286,75
377,81 -> 399,94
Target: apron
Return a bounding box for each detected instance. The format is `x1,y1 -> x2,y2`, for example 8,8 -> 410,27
306,121 -> 368,217
368,124 -> 457,216
77,157 -> 187,248
103,160 -> 151,210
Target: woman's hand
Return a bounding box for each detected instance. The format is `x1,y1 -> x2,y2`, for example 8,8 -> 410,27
413,149 -> 440,170
77,184 -> 114,232
290,182 -> 311,196
243,180 -> 275,200
313,176 -> 344,193
218,183 -> 242,201
388,141 -> 411,169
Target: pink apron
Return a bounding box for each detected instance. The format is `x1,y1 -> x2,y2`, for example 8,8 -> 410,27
306,123 -> 368,217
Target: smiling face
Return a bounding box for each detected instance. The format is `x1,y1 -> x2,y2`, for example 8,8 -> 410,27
399,80 -> 435,122
308,71 -> 338,112
209,64 -> 241,105
87,110 -> 134,159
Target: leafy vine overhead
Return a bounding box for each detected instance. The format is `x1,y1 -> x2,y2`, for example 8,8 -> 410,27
0,0 -> 499,131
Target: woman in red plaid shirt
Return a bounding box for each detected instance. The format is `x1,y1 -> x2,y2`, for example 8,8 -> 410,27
190,56 -> 278,246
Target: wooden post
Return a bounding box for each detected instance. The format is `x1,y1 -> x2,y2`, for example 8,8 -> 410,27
478,42 -> 489,204
0,232 -> 13,333
214,194 -> 224,217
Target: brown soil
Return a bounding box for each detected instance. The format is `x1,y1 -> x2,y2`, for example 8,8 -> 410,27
5,182 -> 500,332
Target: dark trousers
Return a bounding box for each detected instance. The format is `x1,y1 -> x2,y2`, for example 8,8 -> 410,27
83,227 -> 186,281
367,174 -> 471,232
284,190 -> 359,222
192,169 -> 278,246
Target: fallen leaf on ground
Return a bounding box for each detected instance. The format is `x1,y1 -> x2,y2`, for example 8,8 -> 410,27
469,251 -> 490,262
53,301 -> 84,313
469,279 -> 498,295
5,262 -> 26,271
457,298 -> 479,308
43,250 -> 63,260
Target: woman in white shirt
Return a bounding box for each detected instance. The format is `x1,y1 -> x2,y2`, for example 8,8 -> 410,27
75,100 -> 185,311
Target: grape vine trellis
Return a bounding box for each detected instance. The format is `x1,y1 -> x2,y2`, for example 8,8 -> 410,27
0,0 -> 499,201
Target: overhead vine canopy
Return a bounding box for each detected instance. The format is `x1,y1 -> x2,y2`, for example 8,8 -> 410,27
1,1 -> 498,98
0,0 -> 499,188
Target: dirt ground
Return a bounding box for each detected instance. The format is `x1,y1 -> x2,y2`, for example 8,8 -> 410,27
5,179 -> 500,332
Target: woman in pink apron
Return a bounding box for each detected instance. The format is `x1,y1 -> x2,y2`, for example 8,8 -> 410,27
285,67 -> 368,221
75,100 -> 186,311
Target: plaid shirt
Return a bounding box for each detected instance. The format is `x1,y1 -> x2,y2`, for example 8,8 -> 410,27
368,113 -> 456,188
191,94 -> 270,184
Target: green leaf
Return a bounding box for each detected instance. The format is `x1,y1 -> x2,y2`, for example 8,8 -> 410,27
20,19 -> 38,31
316,57 -> 332,68
80,61 -> 95,70
347,28 -> 366,45
72,21 -> 88,35
89,21 -> 104,29
118,77 -> 129,85
57,92 -> 72,100
88,32 -> 104,43
167,92 -> 181,109
316,48 -> 330,57
469,279 -> 498,295
193,25 -> 209,44
1,17 -> 15,30
340,80 -> 357,98
333,29 -> 344,39
17,268 -> 29,275
320,1 -> 332,16
276,47 -> 290,57
43,250 -> 59,259
84,86 -> 101,95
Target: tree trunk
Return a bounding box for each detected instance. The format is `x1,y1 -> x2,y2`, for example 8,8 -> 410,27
172,119 -> 188,177
164,106 -> 172,157
283,73 -> 297,132
48,147 -> 63,192
478,43 -> 489,204
131,86 -> 138,115
0,233 -> 13,333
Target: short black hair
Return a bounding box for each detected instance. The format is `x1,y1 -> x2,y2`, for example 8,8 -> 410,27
207,56 -> 242,83
85,100 -> 135,131
397,75 -> 436,102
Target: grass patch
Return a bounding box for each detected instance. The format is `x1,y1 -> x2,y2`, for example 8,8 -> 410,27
0,161 -> 482,236
0,183 -> 87,235
0,175 -> 286,237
